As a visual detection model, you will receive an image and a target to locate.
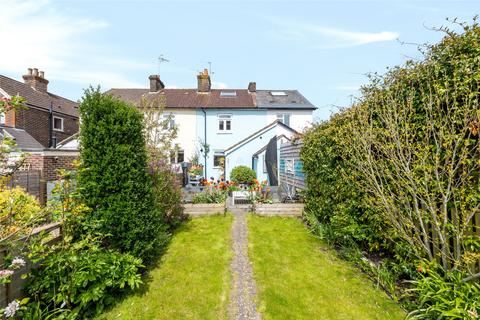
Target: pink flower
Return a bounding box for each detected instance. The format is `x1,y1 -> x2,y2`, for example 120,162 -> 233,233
0,270 -> 14,278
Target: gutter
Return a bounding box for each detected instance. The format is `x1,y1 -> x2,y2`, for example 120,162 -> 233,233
201,108 -> 207,178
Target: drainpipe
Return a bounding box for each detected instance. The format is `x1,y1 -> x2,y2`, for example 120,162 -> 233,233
201,108 -> 207,178
48,102 -> 53,148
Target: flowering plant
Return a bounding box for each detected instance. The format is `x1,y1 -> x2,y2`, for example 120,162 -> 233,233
188,164 -> 203,177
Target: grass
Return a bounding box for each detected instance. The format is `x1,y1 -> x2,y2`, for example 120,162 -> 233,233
247,215 -> 406,320
99,214 -> 233,320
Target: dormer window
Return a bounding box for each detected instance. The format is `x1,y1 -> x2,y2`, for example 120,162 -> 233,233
218,114 -> 232,133
271,91 -> 287,96
53,116 -> 64,132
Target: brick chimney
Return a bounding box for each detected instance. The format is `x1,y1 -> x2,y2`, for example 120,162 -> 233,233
248,82 -> 256,93
23,68 -> 49,92
197,69 -> 211,93
149,74 -> 164,92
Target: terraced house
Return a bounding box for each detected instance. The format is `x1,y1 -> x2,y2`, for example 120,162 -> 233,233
109,69 -> 316,184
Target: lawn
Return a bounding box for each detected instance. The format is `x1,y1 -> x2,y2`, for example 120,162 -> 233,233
99,214 -> 233,320
247,215 -> 406,320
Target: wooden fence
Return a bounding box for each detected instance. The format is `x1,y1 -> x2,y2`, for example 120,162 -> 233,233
0,222 -> 62,308
5,170 -> 41,199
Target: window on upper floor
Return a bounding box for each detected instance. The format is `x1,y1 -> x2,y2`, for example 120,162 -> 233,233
218,114 -> 232,133
276,113 -> 291,127
162,113 -> 176,130
53,116 -> 64,132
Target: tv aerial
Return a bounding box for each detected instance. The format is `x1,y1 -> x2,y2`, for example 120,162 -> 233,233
158,54 -> 170,74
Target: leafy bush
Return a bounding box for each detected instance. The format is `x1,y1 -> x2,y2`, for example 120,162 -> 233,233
301,19 -> 480,318
149,161 -> 187,230
26,239 -> 142,319
77,88 -> 169,263
230,166 -> 256,185
192,188 -> 227,204
406,267 -> 480,319
301,114 -> 394,253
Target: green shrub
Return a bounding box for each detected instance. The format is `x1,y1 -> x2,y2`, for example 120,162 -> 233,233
301,113 -> 393,253
406,267 -> 480,319
192,188 -> 227,204
26,239 -> 142,319
230,166 -> 256,185
77,88 -> 168,263
150,162 -> 187,230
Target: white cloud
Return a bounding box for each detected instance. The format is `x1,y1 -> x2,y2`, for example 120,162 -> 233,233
212,81 -> 229,89
268,17 -> 399,48
0,0 -> 145,89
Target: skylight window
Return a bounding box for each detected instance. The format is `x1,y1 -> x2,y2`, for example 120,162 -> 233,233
220,91 -> 236,97
270,91 -> 287,96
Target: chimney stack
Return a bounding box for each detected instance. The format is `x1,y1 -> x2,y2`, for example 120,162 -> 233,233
23,68 -> 48,92
248,82 -> 256,93
197,69 -> 211,93
149,74 -> 164,92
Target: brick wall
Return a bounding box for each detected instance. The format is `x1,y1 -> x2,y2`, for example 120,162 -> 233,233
15,108 -> 78,147
23,152 -> 79,204
42,156 -> 77,181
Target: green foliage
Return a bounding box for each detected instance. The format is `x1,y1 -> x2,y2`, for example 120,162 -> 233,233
301,113 -> 394,253
150,163 -> 187,230
77,88 -> 169,263
192,188 -> 227,204
301,19 -> 480,318
230,166 -> 256,185
26,239 -> 142,319
406,267 -> 480,319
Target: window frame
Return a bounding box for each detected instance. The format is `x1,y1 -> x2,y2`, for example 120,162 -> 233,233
52,116 -> 64,132
162,113 -> 176,130
285,158 -> 295,174
169,149 -> 185,164
276,113 -> 291,127
213,151 -> 225,168
217,113 -> 232,133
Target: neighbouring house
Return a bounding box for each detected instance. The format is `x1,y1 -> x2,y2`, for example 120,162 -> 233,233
0,68 -> 80,203
0,68 -> 79,148
108,69 -> 316,184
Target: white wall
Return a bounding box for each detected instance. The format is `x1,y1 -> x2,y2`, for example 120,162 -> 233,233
163,108 -> 198,162
266,109 -> 313,133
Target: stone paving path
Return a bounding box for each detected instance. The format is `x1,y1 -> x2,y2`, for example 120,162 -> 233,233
228,208 -> 261,320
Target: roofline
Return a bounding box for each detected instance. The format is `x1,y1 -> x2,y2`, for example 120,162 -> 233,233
57,132 -> 79,147
225,120 -> 298,155
25,102 -> 79,119
252,134 -> 290,157
0,74 -> 78,104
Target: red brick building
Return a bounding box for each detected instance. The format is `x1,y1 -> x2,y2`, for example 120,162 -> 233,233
0,68 -> 79,147
0,68 -> 80,204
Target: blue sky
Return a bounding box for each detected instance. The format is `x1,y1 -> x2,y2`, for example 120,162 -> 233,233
0,0 -> 478,120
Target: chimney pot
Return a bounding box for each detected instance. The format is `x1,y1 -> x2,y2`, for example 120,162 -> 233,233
23,67 -> 49,92
248,82 -> 256,92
